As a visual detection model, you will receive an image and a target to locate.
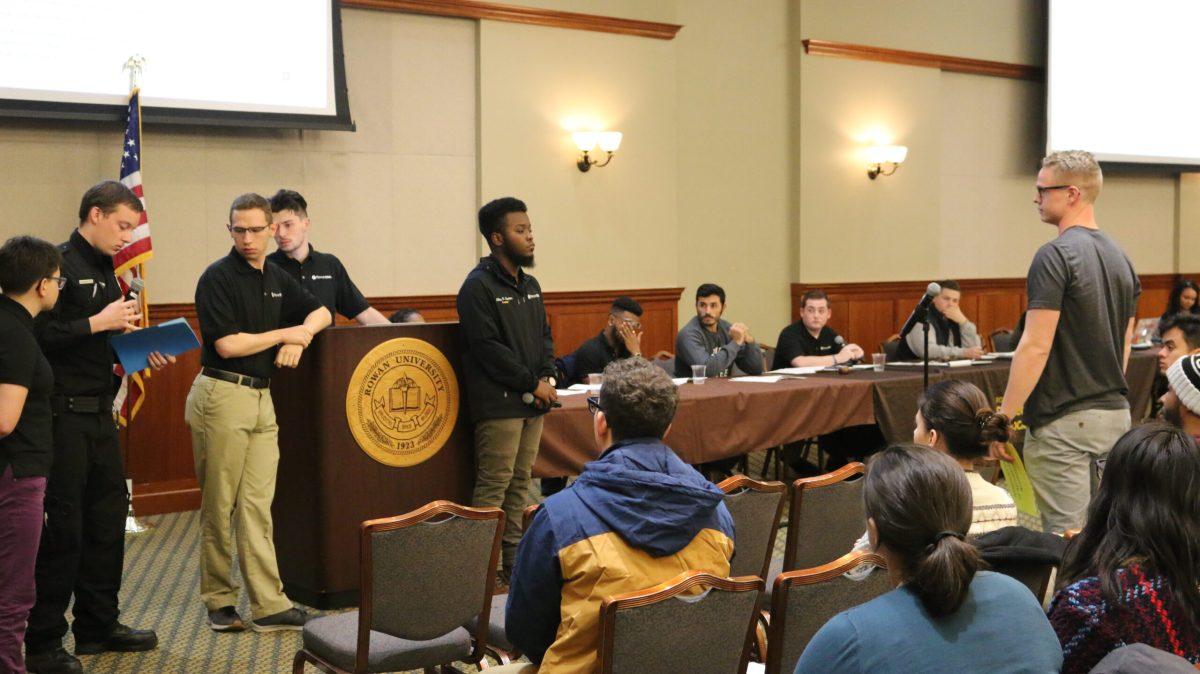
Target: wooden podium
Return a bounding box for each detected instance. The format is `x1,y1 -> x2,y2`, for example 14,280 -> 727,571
270,322 -> 474,609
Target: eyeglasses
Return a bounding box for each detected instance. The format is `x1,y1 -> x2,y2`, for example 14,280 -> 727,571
228,225 -> 270,235
1035,185 -> 1073,198
45,276 -> 66,290
587,396 -> 602,415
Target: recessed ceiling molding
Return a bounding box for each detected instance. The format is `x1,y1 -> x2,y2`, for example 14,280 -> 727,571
802,39 -> 1044,81
343,0 -> 683,40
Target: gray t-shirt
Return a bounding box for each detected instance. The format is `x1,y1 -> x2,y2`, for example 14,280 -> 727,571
1024,226 -> 1139,430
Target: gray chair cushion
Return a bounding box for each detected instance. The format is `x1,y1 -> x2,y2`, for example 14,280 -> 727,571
303,611 -> 472,673
723,489 -> 783,579
775,565 -> 891,674
466,592 -> 512,652
790,477 -> 865,569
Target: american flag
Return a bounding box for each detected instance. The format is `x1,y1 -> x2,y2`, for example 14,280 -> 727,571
113,89 -> 154,424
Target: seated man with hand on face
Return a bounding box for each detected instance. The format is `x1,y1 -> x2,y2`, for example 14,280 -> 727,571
563,296 -> 643,385
896,280 -> 985,361
503,358 -> 734,674
773,289 -> 863,368
674,283 -> 763,378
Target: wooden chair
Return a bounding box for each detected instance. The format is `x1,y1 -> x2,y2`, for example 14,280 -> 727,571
881,334 -> 901,362
777,463 -> 867,577
293,500 -> 504,674
477,504 -> 543,665
990,328 -> 1014,353
597,571 -> 764,674
718,476 -> 786,662
764,552 -> 891,674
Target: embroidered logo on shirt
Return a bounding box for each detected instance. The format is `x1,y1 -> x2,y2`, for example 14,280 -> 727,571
496,296 -> 514,304
268,292 -> 283,298
527,292 -> 541,300
310,275 -> 333,280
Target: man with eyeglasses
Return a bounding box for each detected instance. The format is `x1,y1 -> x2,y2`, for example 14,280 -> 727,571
266,189 -> 390,326
186,193 -> 330,634
991,151 -> 1140,535
562,296 -> 644,384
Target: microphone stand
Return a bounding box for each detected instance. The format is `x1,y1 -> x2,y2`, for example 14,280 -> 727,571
920,307 -> 932,391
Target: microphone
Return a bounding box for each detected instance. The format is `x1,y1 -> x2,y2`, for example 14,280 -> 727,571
522,392 -> 562,409
898,282 -> 941,339
125,277 -> 145,302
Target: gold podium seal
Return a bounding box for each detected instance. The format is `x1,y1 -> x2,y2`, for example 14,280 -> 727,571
346,337 -> 459,467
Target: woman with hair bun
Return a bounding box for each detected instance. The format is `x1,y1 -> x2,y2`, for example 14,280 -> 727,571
795,445 -> 1062,673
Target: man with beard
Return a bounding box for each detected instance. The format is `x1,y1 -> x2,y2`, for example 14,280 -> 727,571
563,296 -> 643,384
456,197 -> 556,583
674,283 -> 764,378
1161,354 -> 1200,441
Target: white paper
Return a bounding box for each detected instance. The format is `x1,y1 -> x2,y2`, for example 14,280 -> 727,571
731,375 -> 783,384
671,378 -> 689,386
767,366 -> 823,375
946,359 -> 974,368
566,383 -> 602,392
555,389 -> 588,397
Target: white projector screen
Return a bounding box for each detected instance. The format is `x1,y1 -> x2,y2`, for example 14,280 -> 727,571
1048,0 -> 1200,166
0,0 -> 352,130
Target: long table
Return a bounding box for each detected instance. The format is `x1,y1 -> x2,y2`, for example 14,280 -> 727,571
534,350 -> 1158,477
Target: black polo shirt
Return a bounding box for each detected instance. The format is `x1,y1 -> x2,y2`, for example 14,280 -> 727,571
266,245 -> 369,321
773,323 -> 841,369
34,230 -> 122,397
0,296 -> 54,477
195,248 -> 324,379
569,330 -> 630,385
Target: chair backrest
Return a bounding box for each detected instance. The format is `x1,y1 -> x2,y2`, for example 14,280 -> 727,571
652,354 -> 675,377
761,344 -> 777,372
974,457 -> 1002,485
556,352 -> 580,385
598,571 -> 763,674
717,475 -> 786,580
523,503 -> 540,530
783,463 -> 866,571
766,552 -> 891,674
881,334 -> 901,362
990,328 -> 1013,353
358,500 -> 504,671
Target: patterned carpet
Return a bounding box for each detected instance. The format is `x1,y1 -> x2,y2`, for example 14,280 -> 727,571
72,450 -> 789,673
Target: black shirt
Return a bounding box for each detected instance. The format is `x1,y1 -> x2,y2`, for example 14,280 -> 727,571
0,296 -> 54,477
195,248 -> 324,379
34,230 -> 122,397
266,245 -> 370,321
569,330 -> 629,385
773,323 -> 841,369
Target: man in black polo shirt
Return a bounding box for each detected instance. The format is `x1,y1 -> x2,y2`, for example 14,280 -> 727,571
773,289 -> 863,369
186,193 -> 330,633
563,296 -> 643,384
28,182 -> 169,673
266,189 -> 389,325
0,237 -> 61,674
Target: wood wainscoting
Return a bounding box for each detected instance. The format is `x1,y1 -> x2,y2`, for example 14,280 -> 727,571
790,275 -> 1178,357
127,287 -> 682,514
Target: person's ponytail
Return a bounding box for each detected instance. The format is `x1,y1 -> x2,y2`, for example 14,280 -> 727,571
907,530 -> 983,617
975,409 -> 1011,452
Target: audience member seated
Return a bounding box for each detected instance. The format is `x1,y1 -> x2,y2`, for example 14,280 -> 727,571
1157,313 -> 1200,375
674,283 -> 763,378
564,296 -> 643,385
1158,278 -> 1200,330
796,445 -> 1061,673
1162,354 -> 1200,440
896,280 -> 985,361
504,358 -> 734,673
1047,422 -> 1200,673
772,289 -> 863,368
849,381 -> 1018,572
388,307 -> 424,323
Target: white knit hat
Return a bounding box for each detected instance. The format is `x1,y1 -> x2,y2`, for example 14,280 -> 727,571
1166,353 -> 1200,417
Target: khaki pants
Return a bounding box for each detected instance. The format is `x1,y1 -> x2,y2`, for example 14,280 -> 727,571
184,374 -> 292,619
1025,407 -> 1130,534
472,416 -> 544,567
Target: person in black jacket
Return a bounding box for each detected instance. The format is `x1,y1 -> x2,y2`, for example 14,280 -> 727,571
456,197 -> 556,580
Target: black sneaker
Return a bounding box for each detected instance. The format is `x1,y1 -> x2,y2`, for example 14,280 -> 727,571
25,647 -> 83,673
206,606 -> 246,632
251,607 -> 307,633
74,623 -> 158,654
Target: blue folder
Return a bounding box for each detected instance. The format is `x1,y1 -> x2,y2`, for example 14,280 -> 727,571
110,317 -> 201,373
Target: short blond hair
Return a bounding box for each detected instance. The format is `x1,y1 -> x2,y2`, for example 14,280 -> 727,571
1041,150 -> 1103,203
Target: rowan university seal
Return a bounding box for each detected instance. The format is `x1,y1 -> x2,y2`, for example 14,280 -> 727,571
346,338 -> 459,467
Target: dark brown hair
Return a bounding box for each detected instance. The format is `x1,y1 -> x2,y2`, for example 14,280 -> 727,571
917,380 -> 1010,460
801,289 -> 829,308
599,358 -> 678,441
228,193 -> 273,224
77,180 -> 143,224
864,444 -> 982,617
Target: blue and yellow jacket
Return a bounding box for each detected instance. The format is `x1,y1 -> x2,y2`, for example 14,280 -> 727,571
505,438 -> 735,672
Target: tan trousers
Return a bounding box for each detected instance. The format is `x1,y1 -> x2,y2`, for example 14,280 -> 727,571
472,416 -> 544,567
184,374 -> 292,619
1025,407 -> 1130,534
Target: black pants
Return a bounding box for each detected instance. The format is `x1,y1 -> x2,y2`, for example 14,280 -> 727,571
25,412 -> 128,652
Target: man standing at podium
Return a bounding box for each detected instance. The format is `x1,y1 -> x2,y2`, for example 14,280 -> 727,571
457,197 -> 556,583
186,193 -> 330,633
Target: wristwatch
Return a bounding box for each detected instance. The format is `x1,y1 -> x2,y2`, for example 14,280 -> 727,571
543,376 -> 557,388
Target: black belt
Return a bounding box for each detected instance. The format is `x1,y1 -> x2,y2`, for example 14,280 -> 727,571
51,395 -> 114,415
202,367 -> 270,389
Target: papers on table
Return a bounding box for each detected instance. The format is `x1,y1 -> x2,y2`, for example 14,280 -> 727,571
672,378 -> 689,386
109,317 -> 200,373
889,359 -> 976,368
767,366 -> 823,376
989,351 -> 1015,360
730,375 -> 783,384
555,389 -> 588,397
566,383 -> 602,392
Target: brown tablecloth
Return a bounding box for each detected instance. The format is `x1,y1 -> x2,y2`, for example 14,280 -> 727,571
535,376 -> 876,477
533,350 -> 1159,477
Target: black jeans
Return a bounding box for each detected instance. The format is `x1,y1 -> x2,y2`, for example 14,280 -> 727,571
25,412 -> 128,652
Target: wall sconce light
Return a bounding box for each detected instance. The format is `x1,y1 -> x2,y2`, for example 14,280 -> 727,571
865,144 -> 908,179
573,131 -> 622,172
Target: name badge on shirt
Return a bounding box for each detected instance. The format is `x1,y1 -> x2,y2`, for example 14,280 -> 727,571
310,275 -> 333,280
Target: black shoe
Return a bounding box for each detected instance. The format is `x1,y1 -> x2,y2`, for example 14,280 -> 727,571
206,606 -> 246,632
24,647 -> 83,674
251,607 -> 307,633
74,623 -> 158,655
